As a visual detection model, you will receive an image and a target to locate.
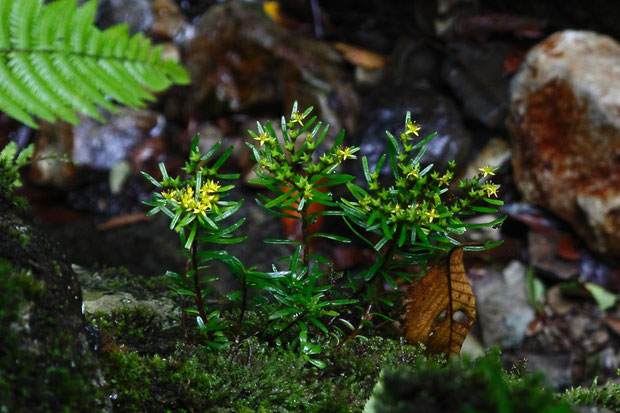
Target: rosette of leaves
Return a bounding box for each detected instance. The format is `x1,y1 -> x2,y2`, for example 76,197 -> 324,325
245,102 -> 359,367
0,0 -> 189,128
340,112 -> 505,334
142,135 -> 246,349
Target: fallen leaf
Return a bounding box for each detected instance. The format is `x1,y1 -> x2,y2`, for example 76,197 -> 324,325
603,317 -> 620,337
584,283 -> 618,312
404,247 -> 476,356
262,1 -> 299,29
556,235 -> 581,261
331,42 -> 386,70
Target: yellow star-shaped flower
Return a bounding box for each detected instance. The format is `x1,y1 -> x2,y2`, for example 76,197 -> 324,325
335,146 -> 356,162
406,166 -> 419,179
291,112 -> 305,126
406,121 -> 421,137
478,165 -> 496,177
483,182 -> 500,197
201,180 -> 221,194
254,132 -> 273,147
425,208 -> 439,223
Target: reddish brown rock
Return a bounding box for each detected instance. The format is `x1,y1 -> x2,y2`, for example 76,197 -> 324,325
509,31 -> 620,258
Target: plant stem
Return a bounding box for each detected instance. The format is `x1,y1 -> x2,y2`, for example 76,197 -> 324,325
190,240 -> 208,324
301,201 -> 310,269
235,276 -> 248,342
328,240 -> 396,329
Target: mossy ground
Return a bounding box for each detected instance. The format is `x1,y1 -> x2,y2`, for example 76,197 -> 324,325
88,304 -> 620,413
89,305 -> 429,412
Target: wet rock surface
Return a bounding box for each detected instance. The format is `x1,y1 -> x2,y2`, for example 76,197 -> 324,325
509,30 -> 620,258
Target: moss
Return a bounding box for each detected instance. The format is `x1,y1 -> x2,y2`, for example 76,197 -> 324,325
94,306 -> 613,413
89,305 -> 179,355
0,259 -> 104,412
93,310 -> 432,413
562,375 -> 620,411
364,350 -> 573,413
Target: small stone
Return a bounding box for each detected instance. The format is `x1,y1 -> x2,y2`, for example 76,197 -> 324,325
151,0 -> 188,40
73,109 -> 162,170
598,347 -> 619,372
502,259 -> 526,287
472,265 -> 535,349
96,0 -> 154,34
568,315 -> 591,341
547,285 -> 572,315
524,352 -> 572,389
528,232 -> 579,281
460,333 -> 485,359
108,161 -> 132,195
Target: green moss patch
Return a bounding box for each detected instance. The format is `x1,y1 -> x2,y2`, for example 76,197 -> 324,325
90,305 -> 430,413
364,350 -> 573,413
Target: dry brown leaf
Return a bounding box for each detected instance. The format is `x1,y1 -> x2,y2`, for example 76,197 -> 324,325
331,42 -> 386,70
404,247 -> 476,356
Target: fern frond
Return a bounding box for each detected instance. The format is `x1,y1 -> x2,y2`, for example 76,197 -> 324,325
0,0 -> 190,128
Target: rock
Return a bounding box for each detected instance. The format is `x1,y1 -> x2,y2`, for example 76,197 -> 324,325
598,347 -> 619,372
184,2 -> 358,132
568,315 -> 591,341
509,30 -> 620,258
461,333 -> 485,359
528,232 -> 580,281
547,285 -> 573,315
471,261 -> 535,348
351,84 -> 472,184
442,41 -> 511,128
73,109 -> 164,170
96,0 -> 154,34
0,203 -> 109,411
524,352 -> 573,389
151,0 -> 190,41
82,290 -> 177,323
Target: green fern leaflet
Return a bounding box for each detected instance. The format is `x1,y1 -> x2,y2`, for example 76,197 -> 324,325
0,0 -> 190,128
